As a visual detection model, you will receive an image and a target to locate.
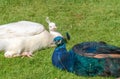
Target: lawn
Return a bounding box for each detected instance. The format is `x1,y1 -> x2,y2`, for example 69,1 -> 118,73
0,0 -> 120,79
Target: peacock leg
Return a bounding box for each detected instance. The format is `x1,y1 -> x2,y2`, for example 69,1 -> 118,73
21,52 -> 33,58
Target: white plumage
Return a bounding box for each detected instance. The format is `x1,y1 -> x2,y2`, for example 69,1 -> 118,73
0,19 -> 62,58
0,21 -> 45,38
1,30 -> 53,58
46,17 -> 62,38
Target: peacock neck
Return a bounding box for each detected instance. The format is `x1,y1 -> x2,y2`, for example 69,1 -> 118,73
50,30 -> 57,34
55,44 -> 67,51
53,43 -> 74,72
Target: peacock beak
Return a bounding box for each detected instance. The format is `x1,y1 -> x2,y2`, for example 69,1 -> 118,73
54,40 -> 62,45
54,41 -> 58,45
53,26 -> 57,31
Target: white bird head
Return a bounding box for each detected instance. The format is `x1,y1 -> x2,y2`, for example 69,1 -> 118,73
46,17 -> 57,31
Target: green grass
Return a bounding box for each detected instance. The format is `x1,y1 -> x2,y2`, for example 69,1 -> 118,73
0,0 -> 120,79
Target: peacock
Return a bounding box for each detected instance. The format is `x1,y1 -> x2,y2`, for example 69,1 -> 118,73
52,36 -> 120,77
0,18 -> 63,58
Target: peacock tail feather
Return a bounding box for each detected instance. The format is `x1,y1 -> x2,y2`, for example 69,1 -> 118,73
71,41 -> 120,77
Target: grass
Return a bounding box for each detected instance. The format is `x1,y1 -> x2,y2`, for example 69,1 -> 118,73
0,0 -> 120,79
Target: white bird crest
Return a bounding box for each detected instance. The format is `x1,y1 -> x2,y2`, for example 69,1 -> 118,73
46,17 -> 57,31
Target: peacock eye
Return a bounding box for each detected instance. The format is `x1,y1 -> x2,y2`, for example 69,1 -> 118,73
58,40 -> 61,42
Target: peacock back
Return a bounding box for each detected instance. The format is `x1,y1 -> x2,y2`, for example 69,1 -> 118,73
70,41 -> 120,77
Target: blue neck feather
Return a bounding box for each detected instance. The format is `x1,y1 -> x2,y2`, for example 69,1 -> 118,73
55,44 -> 66,51
52,43 -> 74,72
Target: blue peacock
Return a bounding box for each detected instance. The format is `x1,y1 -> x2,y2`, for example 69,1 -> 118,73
52,36 -> 120,77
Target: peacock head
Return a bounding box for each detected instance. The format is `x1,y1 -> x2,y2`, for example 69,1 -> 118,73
53,33 -> 70,46
53,36 -> 66,46
46,17 -> 57,31
49,22 -> 57,31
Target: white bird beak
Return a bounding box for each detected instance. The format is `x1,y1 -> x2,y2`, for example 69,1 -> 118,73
53,26 -> 57,31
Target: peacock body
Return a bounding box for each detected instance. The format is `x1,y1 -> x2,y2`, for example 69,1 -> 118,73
52,36 -> 120,77
0,19 -> 63,58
